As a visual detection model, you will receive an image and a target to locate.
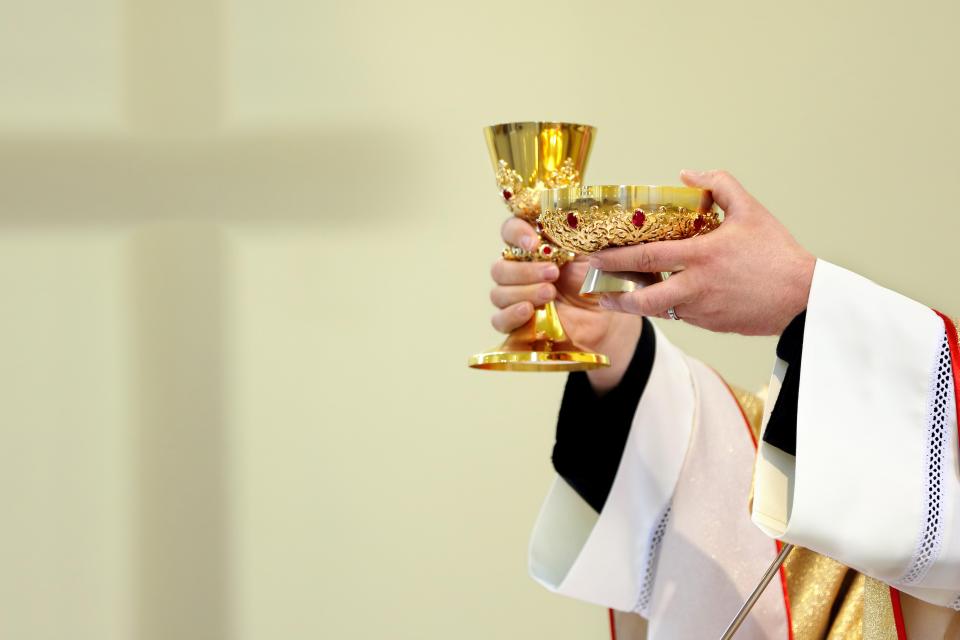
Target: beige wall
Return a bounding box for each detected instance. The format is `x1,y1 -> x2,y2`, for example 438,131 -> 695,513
1,0 -> 958,638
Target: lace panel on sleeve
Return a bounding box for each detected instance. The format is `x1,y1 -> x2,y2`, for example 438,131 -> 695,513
898,331 -> 952,586
633,503 -> 672,617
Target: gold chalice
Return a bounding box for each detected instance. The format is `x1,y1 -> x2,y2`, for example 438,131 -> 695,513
539,185 -> 722,296
468,121 -> 609,372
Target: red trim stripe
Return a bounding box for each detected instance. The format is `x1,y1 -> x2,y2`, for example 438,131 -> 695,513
889,587 -> 908,640
933,310 -> 960,457
719,375 -> 795,640
890,307 -> 960,640
608,608 -> 617,640
775,540 -> 795,640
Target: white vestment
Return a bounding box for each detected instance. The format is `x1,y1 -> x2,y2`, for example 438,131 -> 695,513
529,260 -> 960,638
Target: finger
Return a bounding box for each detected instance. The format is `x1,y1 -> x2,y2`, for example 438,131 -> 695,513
588,240 -> 698,273
491,260 -> 559,286
679,169 -> 748,212
491,301 -> 534,333
500,217 -> 539,250
490,283 -> 556,309
598,272 -> 696,316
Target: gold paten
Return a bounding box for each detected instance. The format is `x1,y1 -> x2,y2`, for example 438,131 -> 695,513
469,121 -> 609,372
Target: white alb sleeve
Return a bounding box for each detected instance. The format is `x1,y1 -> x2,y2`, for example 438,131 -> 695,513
528,326 -> 695,613
752,259 -> 960,610
530,328 -> 790,638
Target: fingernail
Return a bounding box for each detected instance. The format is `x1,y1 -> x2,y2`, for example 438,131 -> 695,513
588,257 -> 602,268
541,265 -> 559,280
538,285 -> 555,302
681,169 -> 704,178
599,295 -> 614,309
522,236 -> 537,251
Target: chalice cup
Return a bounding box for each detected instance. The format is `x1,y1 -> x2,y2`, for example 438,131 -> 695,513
468,121 -> 610,372
538,185 -> 723,297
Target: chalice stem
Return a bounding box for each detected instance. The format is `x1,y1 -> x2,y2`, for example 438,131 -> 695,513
532,300 -> 567,343
718,543 -> 795,640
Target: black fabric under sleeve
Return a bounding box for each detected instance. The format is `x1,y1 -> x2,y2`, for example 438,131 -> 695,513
762,311 -> 806,456
551,317 -> 656,513
553,310 -> 805,514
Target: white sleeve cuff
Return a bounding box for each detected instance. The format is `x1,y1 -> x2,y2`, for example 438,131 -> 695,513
528,326 -> 695,612
753,259 -> 960,600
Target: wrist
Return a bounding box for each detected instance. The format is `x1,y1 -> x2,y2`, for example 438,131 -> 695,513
586,314 -> 644,395
779,251 -> 815,334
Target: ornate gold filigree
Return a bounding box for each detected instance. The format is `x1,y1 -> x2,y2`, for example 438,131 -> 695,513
495,160 -> 524,195
495,159 -> 581,222
545,158 -> 580,189
538,202 -> 723,254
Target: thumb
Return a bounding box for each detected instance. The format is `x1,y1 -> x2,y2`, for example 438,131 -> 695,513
680,169 -> 747,212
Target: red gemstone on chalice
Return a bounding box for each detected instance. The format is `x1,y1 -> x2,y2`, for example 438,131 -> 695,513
542,246 -> 552,255
693,214 -> 704,231
566,212 -> 579,229
502,189 -> 513,201
632,208 -> 646,227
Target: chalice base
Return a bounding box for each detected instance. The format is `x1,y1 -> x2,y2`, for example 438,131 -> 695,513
468,301 -> 609,372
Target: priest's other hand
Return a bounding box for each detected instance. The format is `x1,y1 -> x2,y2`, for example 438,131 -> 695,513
490,218 -> 643,393
589,170 -> 816,336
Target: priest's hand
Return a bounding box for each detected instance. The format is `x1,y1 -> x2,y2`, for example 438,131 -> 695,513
490,218 -> 643,393
589,170 -> 816,336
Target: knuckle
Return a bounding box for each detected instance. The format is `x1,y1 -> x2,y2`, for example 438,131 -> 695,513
651,286 -> 678,313
527,262 -> 546,281
500,217 -> 515,241
633,248 -> 655,272
687,238 -> 708,263
643,298 -> 665,316
490,260 -> 505,282
622,292 -> 646,315
538,283 -> 555,301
